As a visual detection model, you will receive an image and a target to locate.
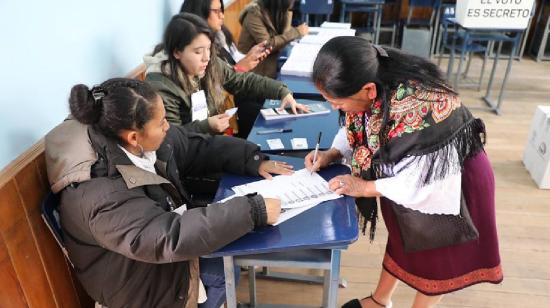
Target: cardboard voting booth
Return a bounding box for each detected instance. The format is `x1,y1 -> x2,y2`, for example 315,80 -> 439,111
455,0 -> 535,29
523,105 -> 550,189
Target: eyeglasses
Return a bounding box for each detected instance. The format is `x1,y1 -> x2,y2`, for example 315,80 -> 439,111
210,8 -> 224,16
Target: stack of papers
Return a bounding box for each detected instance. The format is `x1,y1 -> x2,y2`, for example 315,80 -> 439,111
280,43 -> 322,77
231,169 -> 342,225
321,21 -> 352,29
282,22 -> 355,77
300,28 -> 356,45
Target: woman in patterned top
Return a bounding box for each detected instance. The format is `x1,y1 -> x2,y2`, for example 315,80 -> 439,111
305,37 -> 503,308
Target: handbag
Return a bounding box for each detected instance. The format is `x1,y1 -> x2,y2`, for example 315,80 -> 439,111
391,194 -> 479,253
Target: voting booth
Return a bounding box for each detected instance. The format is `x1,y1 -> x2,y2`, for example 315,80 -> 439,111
455,0 -> 535,29
523,106 -> 550,189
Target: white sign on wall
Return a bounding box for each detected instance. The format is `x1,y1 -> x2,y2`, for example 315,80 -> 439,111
455,0 -> 535,29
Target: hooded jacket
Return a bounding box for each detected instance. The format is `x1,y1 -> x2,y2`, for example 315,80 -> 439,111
143,52 -> 291,132
45,119 -> 269,308
238,1 -> 302,78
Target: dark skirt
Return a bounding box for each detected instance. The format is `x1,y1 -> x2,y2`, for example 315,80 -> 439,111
380,151 -> 503,295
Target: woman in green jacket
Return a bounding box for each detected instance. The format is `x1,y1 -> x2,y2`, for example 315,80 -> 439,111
145,13 -> 307,134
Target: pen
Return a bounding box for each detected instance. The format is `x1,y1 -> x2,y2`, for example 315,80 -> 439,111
311,132 -> 322,175
256,128 -> 293,135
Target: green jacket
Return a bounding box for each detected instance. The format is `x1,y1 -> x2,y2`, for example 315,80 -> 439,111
144,53 -> 291,134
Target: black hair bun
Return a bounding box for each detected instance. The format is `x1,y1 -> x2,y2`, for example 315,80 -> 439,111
69,84 -> 102,124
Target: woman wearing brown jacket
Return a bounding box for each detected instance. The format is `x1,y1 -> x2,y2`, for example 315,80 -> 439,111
45,78 -> 295,308
238,0 -> 309,78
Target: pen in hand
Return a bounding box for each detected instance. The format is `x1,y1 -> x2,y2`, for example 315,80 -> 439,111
310,132 -> 322,175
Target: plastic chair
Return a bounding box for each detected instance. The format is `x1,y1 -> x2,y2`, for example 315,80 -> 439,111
529,0 -> 550,61
340,0 -> 386,44
434,2 -> 456,56
299,0 -> 334,26
403,0 -> 440,54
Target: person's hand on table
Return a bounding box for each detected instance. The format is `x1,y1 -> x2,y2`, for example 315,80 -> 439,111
328,175 -> 367,197
258,160 -> 294,179
263,198 -> 282,225
328,175 -> 380,198
280,94 -> 309,114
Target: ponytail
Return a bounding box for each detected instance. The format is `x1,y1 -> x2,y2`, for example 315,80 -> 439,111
68,78 -> 158,143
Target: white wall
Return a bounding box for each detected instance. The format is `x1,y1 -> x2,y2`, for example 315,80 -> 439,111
0,0 -> 185,169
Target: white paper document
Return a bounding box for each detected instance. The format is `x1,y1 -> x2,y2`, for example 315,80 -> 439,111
266,138 -> 285,150
225,107 -> 238,117
291,138 -> 308,150
231,169 -> 342,225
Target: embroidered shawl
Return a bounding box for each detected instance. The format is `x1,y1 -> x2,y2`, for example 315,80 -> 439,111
346,81 -> 486,239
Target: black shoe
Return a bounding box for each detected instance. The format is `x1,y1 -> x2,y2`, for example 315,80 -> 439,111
342,295 -> 392,308
342,299 -> 362,308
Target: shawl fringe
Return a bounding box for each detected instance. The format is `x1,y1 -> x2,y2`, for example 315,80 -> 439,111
372,117 -> 486,187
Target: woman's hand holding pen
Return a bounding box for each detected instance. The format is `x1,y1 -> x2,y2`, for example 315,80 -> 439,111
305,148 -> 341,173
280,94 -> 309,114
258,160 -> 294,179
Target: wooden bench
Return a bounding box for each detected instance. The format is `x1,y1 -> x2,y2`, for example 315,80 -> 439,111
0,0 -> 252,302
0,64 -> 148,308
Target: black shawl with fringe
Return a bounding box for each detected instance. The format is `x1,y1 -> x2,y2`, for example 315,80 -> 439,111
345,81 -> 486,239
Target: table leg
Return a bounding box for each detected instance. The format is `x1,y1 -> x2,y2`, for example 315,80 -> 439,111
324,249 -> 342,308
248,266 -> 257,306
223,256 -> 237,308
494,36 -> 519,113
453,33 -> 468,89
375,4 -> 382,45
446,27 -> 457,82
483,41 -> 503,113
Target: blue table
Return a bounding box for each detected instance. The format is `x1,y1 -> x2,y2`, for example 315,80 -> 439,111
280,74 -> 323,100
247,99 -> 340,154
208,155 -> 358,307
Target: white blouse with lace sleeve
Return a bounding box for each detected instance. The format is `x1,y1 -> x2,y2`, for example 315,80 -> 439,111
330,128 -> 461,215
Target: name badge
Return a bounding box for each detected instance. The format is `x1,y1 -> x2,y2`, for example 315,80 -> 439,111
191,90 -> 208,121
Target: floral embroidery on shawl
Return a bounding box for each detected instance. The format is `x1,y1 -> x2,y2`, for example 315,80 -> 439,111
346,81 -> 462,177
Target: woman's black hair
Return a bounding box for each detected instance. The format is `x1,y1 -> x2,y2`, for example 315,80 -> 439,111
312,36 -> 456,140
259,0 -> 295,34
180,0 -> 234,50
180,0 -> 224,20
152,13 -> 224,111
69,78 -> 158,143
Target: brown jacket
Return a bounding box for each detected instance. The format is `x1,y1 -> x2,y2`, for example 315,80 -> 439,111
238,1 -> 302,78
45,120 -> 269,308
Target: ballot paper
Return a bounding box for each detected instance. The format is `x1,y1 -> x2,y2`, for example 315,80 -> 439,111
266,138 -> 285,150
231,169 -> 342,225
290,138 -> 308,150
